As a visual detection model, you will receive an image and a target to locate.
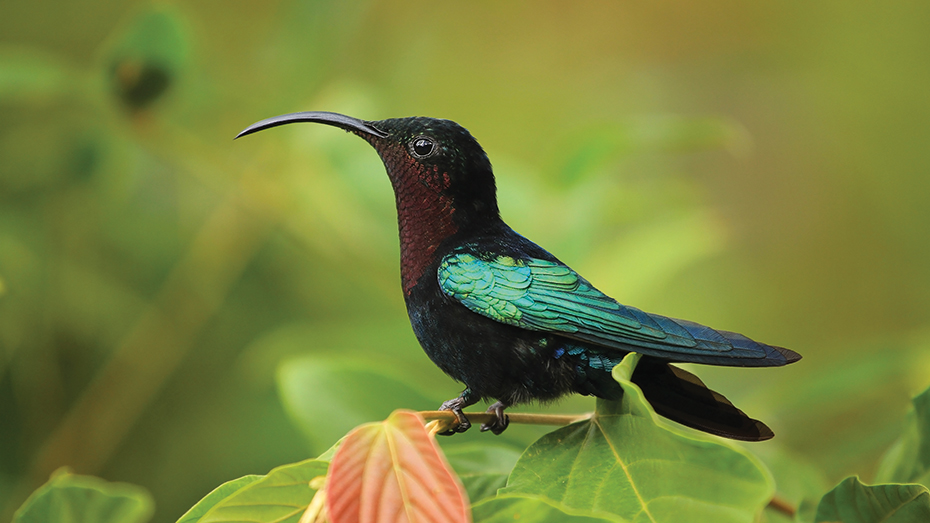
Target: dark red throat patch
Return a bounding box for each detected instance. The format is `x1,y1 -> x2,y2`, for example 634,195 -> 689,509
369,139 -> 457,294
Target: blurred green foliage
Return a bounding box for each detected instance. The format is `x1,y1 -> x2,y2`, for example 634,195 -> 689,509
1,1 -> 930,522
811,477 -> 930,523
12,468 -> 153,523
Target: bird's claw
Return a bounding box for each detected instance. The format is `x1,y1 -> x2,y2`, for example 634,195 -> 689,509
437,397 -> 472,436
480,401 -> 510,435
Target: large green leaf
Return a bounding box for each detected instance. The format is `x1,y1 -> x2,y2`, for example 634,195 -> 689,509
176,459 -> 327,523
500,353 -> 773,523
445,443 -> 522,503
175,475 -> 262,523
876,385 -> 930,487
812,476 -> 930,523
473,496 -> 613,523
13,468 -> 153,523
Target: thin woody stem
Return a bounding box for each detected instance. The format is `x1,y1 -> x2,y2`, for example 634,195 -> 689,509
418,410 -> 591,427
767,495 -> 796,517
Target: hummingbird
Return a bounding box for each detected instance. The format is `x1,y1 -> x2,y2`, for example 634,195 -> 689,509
237,112 -> 800,441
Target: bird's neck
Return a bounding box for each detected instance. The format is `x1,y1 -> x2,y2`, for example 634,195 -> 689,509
391,171 -> 459,295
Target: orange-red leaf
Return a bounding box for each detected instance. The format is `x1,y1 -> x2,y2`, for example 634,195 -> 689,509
326,409 -> 470,523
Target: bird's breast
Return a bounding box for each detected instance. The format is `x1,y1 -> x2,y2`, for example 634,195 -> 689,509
404,276 -> 582,404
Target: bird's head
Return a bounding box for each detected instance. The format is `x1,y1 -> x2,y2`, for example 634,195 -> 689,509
237,111 -> 500,227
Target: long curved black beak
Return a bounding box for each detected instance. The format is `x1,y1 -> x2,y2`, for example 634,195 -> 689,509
235,111 -> 387,139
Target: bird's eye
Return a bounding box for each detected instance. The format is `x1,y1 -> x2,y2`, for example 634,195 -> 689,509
411,136 -> 435,158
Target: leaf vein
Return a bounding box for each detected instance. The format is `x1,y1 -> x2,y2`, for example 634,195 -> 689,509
593,416 -> 657,523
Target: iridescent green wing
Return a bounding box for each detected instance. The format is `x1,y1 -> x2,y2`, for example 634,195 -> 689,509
437,251 -> 779,361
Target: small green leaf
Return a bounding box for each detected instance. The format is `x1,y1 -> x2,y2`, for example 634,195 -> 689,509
175,475 -> 262,523
445,443 -> 522,503
500,353 -> 773,523
276,357 -> 437,452
105,6 -> 190,109
180,459 -> 327,523
473,496 -> 614,523
13,468 -> 153,523
813,477 -> 930,523
876,385 -> 930,486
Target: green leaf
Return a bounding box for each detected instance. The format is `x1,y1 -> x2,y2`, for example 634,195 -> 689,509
276,357 -> 437,452
445,443 -> 522,503
876,385 -> 930,487
13,468 -> 153,523
813,477 -> 930,523
175,475 -> 262,523
473,496 -> 614,523
109,7 -> 189,68
500,353 -> 774,523
178,459 -> 327,523
105,6 -> 190,109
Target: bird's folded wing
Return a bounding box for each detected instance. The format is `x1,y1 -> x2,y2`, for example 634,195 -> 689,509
438,251 -> 792,365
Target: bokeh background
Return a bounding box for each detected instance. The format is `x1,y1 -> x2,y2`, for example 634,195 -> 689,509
2,1 -> 929,521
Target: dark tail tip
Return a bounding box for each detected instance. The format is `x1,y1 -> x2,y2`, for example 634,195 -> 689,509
633,357 -> 777,441
775,346 -> 802,364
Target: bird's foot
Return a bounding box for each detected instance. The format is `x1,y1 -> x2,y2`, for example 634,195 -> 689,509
437,396 -> 472,435
480,401 -> 510,435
